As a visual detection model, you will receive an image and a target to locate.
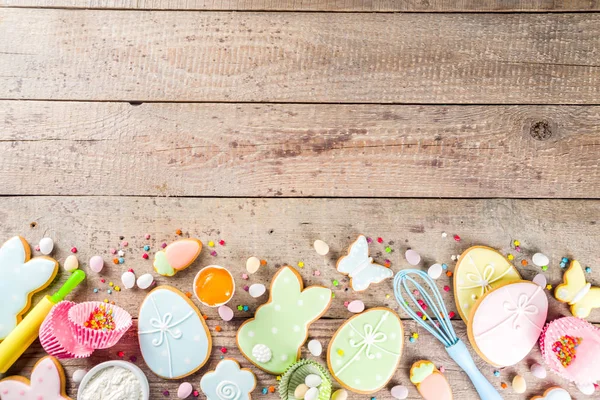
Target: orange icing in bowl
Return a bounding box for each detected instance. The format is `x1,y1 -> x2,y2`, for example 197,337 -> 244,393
193,266 -> 235,307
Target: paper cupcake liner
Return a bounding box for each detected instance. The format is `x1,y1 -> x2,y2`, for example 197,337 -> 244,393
279,359 -> 332,400
539,316 -> 600,385
68,301 -> 132,349
40,301 -> 94,359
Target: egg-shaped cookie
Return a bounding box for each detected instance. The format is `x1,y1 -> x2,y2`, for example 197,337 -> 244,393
410,360 -> 452,400
138,286 -> 211,379
327,307 -> 403,394
454,246 -> 521,322
468,281 -> 548,367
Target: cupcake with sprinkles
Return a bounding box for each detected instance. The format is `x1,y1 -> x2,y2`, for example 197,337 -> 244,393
69,301 -> 132,349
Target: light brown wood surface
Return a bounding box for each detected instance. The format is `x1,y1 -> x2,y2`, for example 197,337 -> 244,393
2,0 -> 600,11
2,197 -> 599,399
1,10 -> 600,103
2,101 -> 600,198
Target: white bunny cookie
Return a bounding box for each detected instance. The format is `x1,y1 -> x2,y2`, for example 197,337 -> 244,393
237,266 -> 332,374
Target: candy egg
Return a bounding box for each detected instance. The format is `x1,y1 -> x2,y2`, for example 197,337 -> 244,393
512,375 -> 526,393
313,240 -> 330,256
532,253 -> 550,267
218,305 -> 234,321
347,299 -> 365,313
121,271 -> 136,289
39,237 -> 54,255
405,249 -> 421,266
304,387 -> 319,400
391,385 -> 409,400
72,369 -> 87,383
249,283 -> 266,298
177,382 -> 193,399
294,384 -> 309,399
89,255 -> 104,273
307,339 -> 322,356
532,274 -> 547,288
136,273 -> 154,289
246,256 -> 261,274
305,374 -> 322,388
530,363 -> 547,379
428,263 -> 443,279
64,255 -> 79,272
194,265 -> 235,307
331,389 -> 348,400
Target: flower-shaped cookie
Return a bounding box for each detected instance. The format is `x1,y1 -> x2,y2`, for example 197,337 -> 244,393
200,359 -> 256,400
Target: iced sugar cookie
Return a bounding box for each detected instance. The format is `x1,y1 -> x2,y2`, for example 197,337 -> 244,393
336,235 -> 393,292
138,286 -> 211,379
327,307 -> 404,394
200,358 -> 256,400
555,260 -> 600,319
153,238 -> 202,277
410,360 -> 452,400
454,246 -> 521,322
0,236 -> 59,340
539,317 -> 600,386
531,387 -> 572,400
0,356 -> 70,399
237,267 -> 332,375
468,281 -> 548,367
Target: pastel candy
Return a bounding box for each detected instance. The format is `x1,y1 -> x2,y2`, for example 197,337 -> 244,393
454,246 -> 521,322
295,384 -> 309,399
533,274 -> 547,288
178,382 -> 193,399
347,300 -> 365,313
328,308 -> 404,393
390,385 -> 409,399
89,255 -> 104,273
39,237 -> 54,255
469,281 -> 548,367
532,253 -> 550,267
530,363 -> 547,379
512,375 -> 526,394
72,369 -> 87,384
427,263 -> 443,280
249,283 -> 266,298
138,286 -> 211,379
331,389 -> 348,400
313,240 -> 330,256
246,257 -> 261,274
307,339 -> 322,356
64,255 -> 79,272
218,305 -> 234,321
121,271 -> 136,289
304,387 -> 319,400
405,249 -> 421,266
136,273 -> 154,289
305,374 -> 322,388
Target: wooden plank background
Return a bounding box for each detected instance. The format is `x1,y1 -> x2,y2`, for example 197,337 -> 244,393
0,1 -> 599,399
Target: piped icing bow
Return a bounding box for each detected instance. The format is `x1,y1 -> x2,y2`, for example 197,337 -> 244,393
460,261 -> 513,296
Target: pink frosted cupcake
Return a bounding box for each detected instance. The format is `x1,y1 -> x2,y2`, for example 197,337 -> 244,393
40,301 -> 94,359
540,316 -> 600,386
68,301 -> 132,349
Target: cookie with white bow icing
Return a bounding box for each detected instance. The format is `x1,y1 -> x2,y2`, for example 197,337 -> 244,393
468,280 -> 548,367
0,236 -> 58,341
327,307 -> 404,394
138,286 -> 211,379
454,246 -> 521,322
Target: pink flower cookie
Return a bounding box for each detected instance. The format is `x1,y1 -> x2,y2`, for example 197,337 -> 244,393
0,356 -> 71,399
540,317 -> 600,386
468,281 -> 548,367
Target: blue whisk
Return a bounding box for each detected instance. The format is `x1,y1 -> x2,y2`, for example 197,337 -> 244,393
394,269 -> 503,400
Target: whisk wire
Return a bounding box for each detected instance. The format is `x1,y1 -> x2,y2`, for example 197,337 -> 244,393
394,270 -> 458,347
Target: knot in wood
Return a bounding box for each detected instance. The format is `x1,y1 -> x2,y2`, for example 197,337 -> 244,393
530,121 -> 552,141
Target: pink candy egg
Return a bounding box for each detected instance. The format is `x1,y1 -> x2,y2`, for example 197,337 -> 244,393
89,256 -> 104,273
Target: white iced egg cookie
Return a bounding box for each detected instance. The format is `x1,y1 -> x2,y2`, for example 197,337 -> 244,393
237,267 -> 332,375
0,236 -> 59,340
454,246 -> 521,322
468,281 -> 548,367
327,307 -> 403,394
531,387 -> 572,400
138,286 -> 211,379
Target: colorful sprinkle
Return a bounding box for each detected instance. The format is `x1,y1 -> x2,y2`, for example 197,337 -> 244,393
411,332 -> 419,339
542,266 -> 548,271
314,270 -> 321,276
84,305 -> 115,331
220,347 -> 227,354
262,388 -> 268,395
298,261 -> 304,268
553,335 -> 582,367
453,235 -> 460,242
71,247 -> 78,253
142,253 -> 149,259
366,237 -> 373,243
337,349 -> 344,356
507,254 -> 514,261
118,257 -> 125,264
385,246 -> 392,253
215,326 -> 222,332
493,370 -> 500,377
241,273 -> 249,280
513,240 -> 520,246
208,241 -> 215,247
243,305 -> 249,312
501,383 -> 507,389
176,229 -> 182,235
163,390 -> 169,397
268,386 -> 275,393
121,241 -> 128,247
586,267 -> 592,273
448,311 -> 456,318
145,234 -> 151,239
161,242 -> 167,248
117,351 -> 124,358
446,271 -> 453,277
409,337 -> 415,343
546,284 -> 553,290
130,355 -> 137,362
93,288 -> 98,293
219,240 -> 225,246
110,248 -> 117,254
377,237 -> 383,243
442,263 -> 448,270
210,251 -> 217,257
443,285 -> 450,292
333,280 -> 339,287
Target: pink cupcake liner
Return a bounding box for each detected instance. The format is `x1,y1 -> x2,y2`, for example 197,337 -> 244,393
68,301 -> 132,349
40,301 -> 94,359
539,316 -> 600,385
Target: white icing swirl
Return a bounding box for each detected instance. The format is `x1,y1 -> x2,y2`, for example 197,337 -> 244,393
216,381 -> 241,400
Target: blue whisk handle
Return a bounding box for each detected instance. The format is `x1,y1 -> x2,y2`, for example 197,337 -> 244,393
446,339 -> 504,400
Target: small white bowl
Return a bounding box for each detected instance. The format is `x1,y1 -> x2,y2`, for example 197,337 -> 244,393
77,360 -> 149,400
193,265 -> 235,307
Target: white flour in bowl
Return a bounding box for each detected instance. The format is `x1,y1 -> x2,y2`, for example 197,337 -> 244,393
79,366 -> 143,400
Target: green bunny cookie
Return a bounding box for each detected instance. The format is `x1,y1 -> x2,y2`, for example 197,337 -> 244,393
237,267 -> 332,374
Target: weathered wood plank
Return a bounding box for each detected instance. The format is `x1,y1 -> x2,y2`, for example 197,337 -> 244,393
2,0 -> 600,11
1,196 -> 597,399
1,10 -> 599,103
2,101 -> 600,198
